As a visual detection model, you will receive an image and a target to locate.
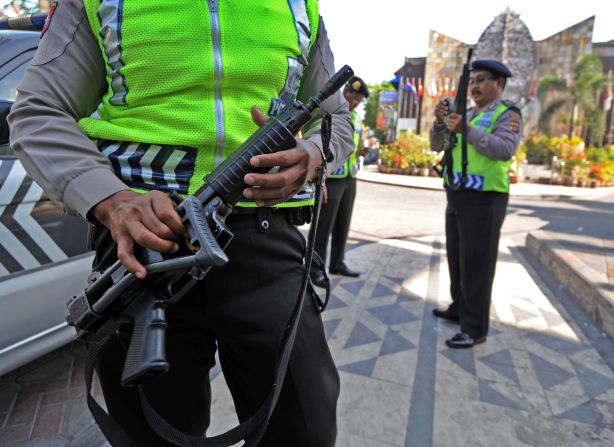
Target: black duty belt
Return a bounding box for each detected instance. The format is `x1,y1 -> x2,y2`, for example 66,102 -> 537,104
232,205 -> 313,227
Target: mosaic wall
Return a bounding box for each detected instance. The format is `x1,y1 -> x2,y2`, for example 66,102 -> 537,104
473,10 -> 535,105
419,13 -> 595,135
421,32 -> 470,134
533,17 -> 594,84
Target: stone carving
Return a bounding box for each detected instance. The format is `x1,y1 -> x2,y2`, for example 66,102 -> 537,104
473,8 -> 535,106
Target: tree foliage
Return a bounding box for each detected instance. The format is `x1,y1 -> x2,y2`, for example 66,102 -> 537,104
537,55 -> 607,145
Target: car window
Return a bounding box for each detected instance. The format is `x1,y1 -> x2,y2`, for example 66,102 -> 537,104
0,48 -> 37,156
0,58 -> 30,102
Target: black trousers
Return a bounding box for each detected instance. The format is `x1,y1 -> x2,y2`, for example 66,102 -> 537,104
314,176 -> 357,271
91,211 -> 340,447
444,189 -> 509,338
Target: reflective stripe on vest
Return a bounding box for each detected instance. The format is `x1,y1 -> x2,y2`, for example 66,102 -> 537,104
80,0 -> 319,207
446,103 -> 512,193
329,110 -> 361,179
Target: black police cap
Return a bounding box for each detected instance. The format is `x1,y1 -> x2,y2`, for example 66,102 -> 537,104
346,76 -> 370,97
471,60 -> 512,78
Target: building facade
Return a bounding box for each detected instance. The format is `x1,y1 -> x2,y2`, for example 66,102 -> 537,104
395,10 -> 612,141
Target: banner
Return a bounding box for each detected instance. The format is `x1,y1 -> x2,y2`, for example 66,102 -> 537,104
376,90 -> 398,130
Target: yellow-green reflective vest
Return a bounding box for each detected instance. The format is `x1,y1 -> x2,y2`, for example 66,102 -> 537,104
80,0 -> 319,207
329,110 -> 361,179
445,103 -> 512,193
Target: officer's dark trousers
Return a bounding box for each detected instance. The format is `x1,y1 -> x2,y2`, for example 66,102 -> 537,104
91,211 -> 340,447
444,189 -> 509,338
314,176 -> 357,271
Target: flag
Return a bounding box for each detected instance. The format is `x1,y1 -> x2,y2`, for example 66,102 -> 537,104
405,77 -> 417,95
444,77 -> 450,96
450,78 -> 456,98
417,77 -> 424,96
405,78 -> 418,105
430,79 -> 437,97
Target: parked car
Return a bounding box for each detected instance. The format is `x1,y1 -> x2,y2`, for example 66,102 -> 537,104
0,28 -> 94,376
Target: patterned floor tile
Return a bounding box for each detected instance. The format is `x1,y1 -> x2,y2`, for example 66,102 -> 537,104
478,380 -> 524,410
378,329 -> 415,356
557,400 -> 603,426
340,280 -> 365,296
323,318 -> 342,341
440,348 -> 476,376
528,352 -> 574,390
478,349 -> 519,383
343,322 -> 382,349
571,360 -> 614,399
369,283 -> 397,299
338,358 -> 377,378
367,304 -> 419,326
525,331 -> 589,355
326,293 -> 348,310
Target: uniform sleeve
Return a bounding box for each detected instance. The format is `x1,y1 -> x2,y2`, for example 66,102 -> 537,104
8,0 -> 128,219
429,121 -> 448,152
467,108 -> 523,161
297,16 -> 354,173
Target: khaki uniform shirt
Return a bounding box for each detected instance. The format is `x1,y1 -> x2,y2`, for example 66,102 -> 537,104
429,98 -> 523,161
8,0 -> 354,219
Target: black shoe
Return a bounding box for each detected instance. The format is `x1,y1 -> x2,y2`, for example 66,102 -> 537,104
310,271 -> 328,288
329,264 -> 360,278
432,308 -> 460,322
445,332 -> 486,349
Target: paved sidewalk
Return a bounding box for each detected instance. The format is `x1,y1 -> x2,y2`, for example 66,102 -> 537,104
358,166 -> 614,341
357,165 -> 614,200
208,236 -> 614,446
1,167 -> 613,446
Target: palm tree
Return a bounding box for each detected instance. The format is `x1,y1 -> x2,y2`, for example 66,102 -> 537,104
537,55 -> 607,146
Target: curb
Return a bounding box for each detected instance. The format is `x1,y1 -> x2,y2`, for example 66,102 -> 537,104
357,170 -> 614,200
526,230 -> 614,339
356,176 -> 444,192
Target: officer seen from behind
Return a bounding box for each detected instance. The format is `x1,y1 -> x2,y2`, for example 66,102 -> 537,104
430,60 -> 523,348
311,76 -> 369,288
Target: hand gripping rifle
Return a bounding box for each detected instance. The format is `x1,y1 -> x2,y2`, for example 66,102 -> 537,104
433,48 -> 472,189
67,65 -> 353,447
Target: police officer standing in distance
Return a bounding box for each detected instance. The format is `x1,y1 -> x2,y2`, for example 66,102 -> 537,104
430,60 -> 523,348
9,1 -> 355,445
311,76 -> 368,288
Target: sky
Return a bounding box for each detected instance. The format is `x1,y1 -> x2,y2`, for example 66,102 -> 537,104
319,0 -> 614,85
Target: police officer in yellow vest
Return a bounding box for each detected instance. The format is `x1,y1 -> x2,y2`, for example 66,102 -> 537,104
9,1 -> 355,445
429,60 -> 523,348
311,76 -> 369,288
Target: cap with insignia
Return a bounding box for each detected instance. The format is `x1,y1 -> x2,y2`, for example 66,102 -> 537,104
471,60 -> 512,78
346,76 -> 369,97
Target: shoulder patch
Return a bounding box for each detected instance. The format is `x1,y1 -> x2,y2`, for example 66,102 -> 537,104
41,1 -> 58,38
507,111 -> 521,133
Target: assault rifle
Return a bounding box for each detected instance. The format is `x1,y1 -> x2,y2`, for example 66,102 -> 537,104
433,48 -> 472,189
66,65 -> 354,391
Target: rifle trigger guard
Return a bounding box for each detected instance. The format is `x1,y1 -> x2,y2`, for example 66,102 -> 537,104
177,196 -> 229,268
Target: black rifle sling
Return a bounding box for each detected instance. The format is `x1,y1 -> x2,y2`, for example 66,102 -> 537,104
460,104 -> 468,187
84,334 -> 140,447
84,114 -> 334,447
443,49 -> 472,191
